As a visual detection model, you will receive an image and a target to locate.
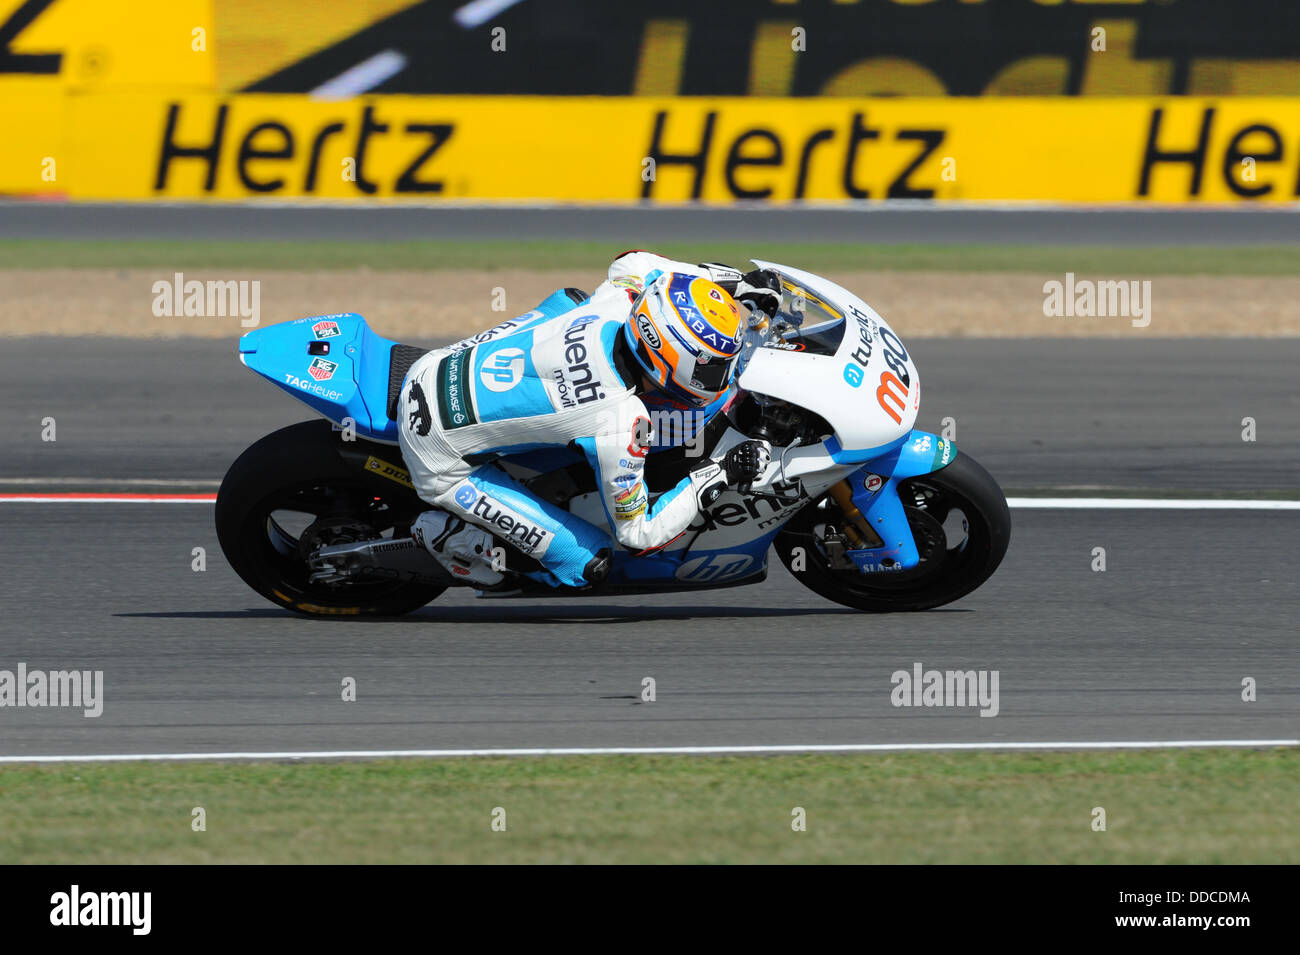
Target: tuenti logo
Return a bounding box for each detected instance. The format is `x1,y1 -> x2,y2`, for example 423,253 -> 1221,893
556,315 -> 606,407
471,495 -> 547,553
50,885 -> 151,935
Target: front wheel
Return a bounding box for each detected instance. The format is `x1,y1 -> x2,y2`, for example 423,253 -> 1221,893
773,452 -> 1011,612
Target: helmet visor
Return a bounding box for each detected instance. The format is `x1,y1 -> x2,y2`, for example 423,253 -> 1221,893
689,354 -> 734,393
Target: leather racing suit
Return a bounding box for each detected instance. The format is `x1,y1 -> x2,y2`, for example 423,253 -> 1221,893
396,251 -> 747,588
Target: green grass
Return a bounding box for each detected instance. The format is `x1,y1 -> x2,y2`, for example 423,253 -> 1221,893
2,748 -> 1296,863
1,239 -> 1296,274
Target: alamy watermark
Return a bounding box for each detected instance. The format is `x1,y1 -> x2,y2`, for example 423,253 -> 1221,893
0,663 -> 103,717
595,407 -> 710,459
1043,273 -> 1151,328
891,662 -> 999,717
50,886 -> 150,935
151,272 -> 260,327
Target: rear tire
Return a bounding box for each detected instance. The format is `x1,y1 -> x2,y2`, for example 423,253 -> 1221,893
773,452 -> 1010,612
215,421 -> 445,616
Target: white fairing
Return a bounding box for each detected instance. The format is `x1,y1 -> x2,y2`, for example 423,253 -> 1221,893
739,261 -> 919,455
563,426 -> 851,553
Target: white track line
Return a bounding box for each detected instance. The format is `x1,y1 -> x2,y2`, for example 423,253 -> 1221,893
0,496 -> 215,503
1007,497 -> 1300,510
1,740 -> 1295,764
0,478 -> 219,487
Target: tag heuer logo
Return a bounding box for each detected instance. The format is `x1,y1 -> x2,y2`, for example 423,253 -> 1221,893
309,358 -> 338,381
313,320 -> 341,338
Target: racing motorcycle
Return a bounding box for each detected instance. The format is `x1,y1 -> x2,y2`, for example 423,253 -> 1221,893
216,262 -> 1011,615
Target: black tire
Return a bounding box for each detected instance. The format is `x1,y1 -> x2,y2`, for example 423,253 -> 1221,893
215,421 -> 445,616
773,452 -> 1011,612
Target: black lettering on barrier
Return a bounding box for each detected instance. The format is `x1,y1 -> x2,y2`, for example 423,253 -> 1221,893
395,123 -> 453,193
303,122 -> 345,192
353,105 -> 389,196
237,121 -> 294,193
794,129 -> 834,198
1221,123 -> 1282,198
842,112 -> 881,199
642,110 -> 716,199
725,129 -> 782,199
0,0 -> 59,75
889,129 -> 943,199
155,102 -> 227,192
1138,107 -> 1213,197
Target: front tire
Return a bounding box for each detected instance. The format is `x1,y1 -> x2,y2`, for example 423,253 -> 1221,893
215,421 -> 445,616
774,452 -> 1010,612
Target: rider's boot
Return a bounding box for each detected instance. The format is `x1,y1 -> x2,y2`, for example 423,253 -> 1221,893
582,549 -> 612,587
412,511 -> 505,587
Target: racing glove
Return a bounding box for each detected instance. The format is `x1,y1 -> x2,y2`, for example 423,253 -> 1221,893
721,439 -> 772,486
689,439 -> 773,507
733,269 -> 783,319
699,264 -> 783,319
699,262 -> 744,291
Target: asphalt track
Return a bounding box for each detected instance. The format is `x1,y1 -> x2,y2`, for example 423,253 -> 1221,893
0,338 -> 1296,757
2,201 -> 1299,245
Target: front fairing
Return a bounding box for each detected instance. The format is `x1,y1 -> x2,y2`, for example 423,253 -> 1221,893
737,261 -> 919,462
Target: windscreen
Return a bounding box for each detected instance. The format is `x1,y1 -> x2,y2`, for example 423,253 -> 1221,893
763,270 -> 848,357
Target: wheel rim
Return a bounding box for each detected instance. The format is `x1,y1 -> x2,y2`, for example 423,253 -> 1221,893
785,474 -> 988,599
244,479 -> 421,605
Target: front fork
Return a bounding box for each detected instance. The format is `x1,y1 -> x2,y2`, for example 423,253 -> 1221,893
829,430 -> 957,574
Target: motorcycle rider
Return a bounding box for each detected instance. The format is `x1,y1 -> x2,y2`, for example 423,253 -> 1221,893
397,250 -> 784,589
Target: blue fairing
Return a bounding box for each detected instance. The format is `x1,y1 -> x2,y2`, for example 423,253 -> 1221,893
840,430 -> 959,574
607,532 -> 778,588
237,289 -> 587,444
605,430 -> 957,586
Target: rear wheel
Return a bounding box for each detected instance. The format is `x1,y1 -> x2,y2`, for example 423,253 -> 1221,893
215,421 -> 445,616
773,452 -> 1010,612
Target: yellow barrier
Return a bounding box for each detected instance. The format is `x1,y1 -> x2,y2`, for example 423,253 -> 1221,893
0,0 -> 213,90
5,94 -> 1300,203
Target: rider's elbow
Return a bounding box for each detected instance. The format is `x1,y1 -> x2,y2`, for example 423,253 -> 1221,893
611,518 -> 662,552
